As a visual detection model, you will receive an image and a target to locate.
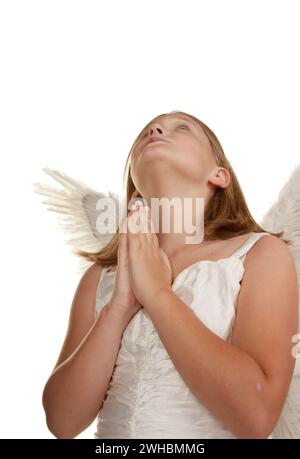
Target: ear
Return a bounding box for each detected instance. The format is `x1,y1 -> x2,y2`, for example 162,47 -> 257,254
208,167 -> 231,189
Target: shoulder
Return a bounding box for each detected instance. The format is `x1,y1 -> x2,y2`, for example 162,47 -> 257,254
81,262 -> 103,282
244,233 -> 294,270
85,261 -> 103,275
242,233 -> 297,299
72,263 -> 104,312
76,262 -> 104,290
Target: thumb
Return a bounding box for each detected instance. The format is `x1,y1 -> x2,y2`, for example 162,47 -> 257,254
118,218 -> 127,254
160,247 -> 172,274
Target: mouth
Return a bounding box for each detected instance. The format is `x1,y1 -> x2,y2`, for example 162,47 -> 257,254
135,137 -> 169,157
146,137 -> 168,146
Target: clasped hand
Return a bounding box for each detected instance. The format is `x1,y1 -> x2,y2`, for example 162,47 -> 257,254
124,193 -> 173,308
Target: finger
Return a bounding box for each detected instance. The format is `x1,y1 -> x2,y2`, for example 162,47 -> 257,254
128,192 -> 143,215
127,211 -> 141,249
160,247 -> 173,277
128,207 -> 140,235
128,201 -> 147,247
139,205 -> 152,245
118,218 -> 129,258
140,205 -> 158,247
122,220 -> 129,264
135,205 -> 150,248
119,218 -> 127,244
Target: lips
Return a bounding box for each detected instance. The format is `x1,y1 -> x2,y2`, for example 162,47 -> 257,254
147,136 -> 166,145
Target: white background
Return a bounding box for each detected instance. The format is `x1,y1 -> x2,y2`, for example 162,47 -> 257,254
0,0 -> 299,438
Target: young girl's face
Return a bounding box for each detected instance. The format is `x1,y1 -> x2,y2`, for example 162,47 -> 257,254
130,114 -> 216,197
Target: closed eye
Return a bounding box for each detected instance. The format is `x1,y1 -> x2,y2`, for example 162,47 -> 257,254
178,123 -> 189,130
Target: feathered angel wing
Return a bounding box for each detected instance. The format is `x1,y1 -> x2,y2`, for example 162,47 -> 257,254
259,163 -> 300,438
33,168 -> 124,274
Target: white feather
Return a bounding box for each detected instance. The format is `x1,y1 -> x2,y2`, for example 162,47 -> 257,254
33,168 -> 124,275
259,163 -> 300,438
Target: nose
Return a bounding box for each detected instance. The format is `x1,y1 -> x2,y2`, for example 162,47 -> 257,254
148,122 -> 164,137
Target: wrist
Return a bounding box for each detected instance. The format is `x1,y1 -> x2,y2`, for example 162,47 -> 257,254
106,301 -> 134,327
105,302 -> 130,330
143,287 -> 174,312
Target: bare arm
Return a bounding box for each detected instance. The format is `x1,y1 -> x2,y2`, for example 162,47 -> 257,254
141,235 -> 298,438
42,263 -> 131,439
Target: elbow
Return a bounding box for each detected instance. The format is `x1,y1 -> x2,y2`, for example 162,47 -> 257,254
233,407 -> 276,439
42,393 -> 78,439
47,422 -> 77,439
42,384 -> 100,438
43,402 -> 96,439
44,411 -> 80,439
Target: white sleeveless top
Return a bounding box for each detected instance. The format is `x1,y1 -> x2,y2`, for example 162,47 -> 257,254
93,232 -> 273,439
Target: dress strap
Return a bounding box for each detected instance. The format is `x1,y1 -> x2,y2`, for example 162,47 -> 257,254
94,266 -> 115,320
233,232 -> 271,263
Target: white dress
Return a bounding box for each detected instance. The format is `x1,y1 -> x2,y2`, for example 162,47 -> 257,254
93,232 -> 273,439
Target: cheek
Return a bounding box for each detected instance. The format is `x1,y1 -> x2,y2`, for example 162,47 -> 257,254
179,147 -> 213,181
179,146 -> 206,170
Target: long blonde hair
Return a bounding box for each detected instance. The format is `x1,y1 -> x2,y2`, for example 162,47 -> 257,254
75,110 -> 289,268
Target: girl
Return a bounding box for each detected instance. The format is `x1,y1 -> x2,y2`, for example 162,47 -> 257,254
41,110 -> 298,439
